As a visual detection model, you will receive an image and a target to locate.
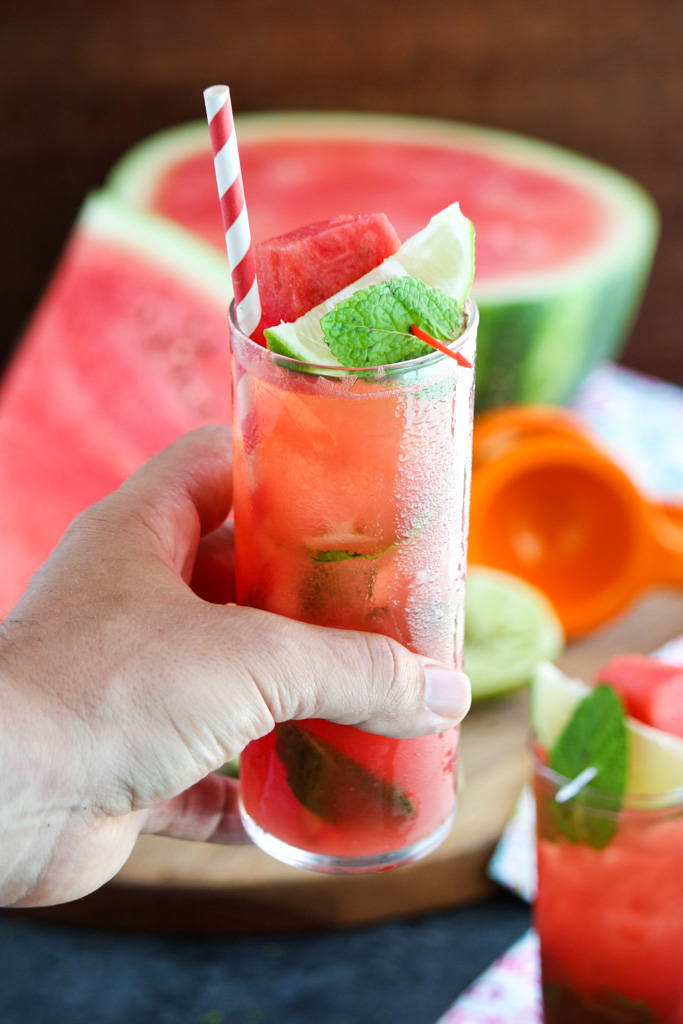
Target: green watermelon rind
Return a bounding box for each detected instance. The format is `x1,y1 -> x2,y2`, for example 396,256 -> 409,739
474,259 -> 652,409
79,189 -> 233,311
107,121 -> 215,210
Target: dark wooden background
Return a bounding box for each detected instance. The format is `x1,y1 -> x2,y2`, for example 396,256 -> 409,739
1,0 -> 681,382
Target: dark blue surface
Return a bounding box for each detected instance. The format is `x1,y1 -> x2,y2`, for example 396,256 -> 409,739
0,893 -> 529,1024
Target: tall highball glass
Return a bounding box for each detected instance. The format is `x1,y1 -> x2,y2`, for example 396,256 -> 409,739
230,301 -> 478,874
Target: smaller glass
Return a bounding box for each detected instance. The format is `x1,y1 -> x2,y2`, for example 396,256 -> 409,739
533,747 -> 683,1024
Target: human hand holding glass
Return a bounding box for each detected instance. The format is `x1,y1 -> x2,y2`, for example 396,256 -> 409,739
0,426 -> 470,908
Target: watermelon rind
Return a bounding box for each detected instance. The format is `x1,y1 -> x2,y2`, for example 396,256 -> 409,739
107,121 -> 214,211
107,112 -> 659,410
80,189 -> 232,311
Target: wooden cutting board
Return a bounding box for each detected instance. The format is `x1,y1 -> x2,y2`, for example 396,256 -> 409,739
21,590 -> 683,934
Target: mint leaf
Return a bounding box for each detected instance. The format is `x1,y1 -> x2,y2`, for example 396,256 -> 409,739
275,723 -> 415,825
308,542 -> 395,562
309,549 -> 368,562
388,277 -> 466,338
213,756 -> 240,778
542,980 -> 657,1023
549,684 -> 627,849
320,278 -> 464,367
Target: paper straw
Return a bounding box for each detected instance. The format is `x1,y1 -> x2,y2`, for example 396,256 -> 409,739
554,766 -> 599,803
203,85 -> 262,338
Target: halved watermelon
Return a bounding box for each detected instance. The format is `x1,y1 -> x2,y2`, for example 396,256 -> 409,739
108,112 -> 659,409
0,191 -> 232,614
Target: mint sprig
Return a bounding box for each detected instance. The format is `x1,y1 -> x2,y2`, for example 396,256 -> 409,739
549,684 -> 627,849
320,278 -> 465,367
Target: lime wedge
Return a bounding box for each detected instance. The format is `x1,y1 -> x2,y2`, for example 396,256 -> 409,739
531,661 -> 683,794
464,566 -> 564,701
394,203 -> 475,303
265,202 -> 475,364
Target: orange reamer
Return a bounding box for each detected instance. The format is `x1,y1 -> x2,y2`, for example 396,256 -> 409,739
469,405 -> 683,639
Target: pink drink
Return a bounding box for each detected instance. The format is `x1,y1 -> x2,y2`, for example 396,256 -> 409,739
534,758 -> 683,1023
230,302 -> 477,872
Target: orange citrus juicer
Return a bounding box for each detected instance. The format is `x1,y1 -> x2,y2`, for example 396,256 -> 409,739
469,406 -> 683,639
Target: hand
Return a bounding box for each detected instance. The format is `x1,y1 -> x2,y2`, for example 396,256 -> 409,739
0,426 -> 470,908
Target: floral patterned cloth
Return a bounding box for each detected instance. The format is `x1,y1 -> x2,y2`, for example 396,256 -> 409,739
570,364 -> 683,500
434,930 -> 542,1024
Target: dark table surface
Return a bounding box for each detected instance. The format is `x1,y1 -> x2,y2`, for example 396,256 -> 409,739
0,891 -> 530,1024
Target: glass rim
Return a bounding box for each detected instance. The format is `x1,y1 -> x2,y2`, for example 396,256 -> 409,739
228,296 -> 478,375
533,745 -> 683,812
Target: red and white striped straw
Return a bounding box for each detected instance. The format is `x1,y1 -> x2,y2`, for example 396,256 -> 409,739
203,85 -> 262,338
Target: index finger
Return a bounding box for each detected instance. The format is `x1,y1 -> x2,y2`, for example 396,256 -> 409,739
110,425 -> 233,579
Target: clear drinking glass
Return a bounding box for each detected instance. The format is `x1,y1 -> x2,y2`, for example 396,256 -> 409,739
533,749 -> 683,1023
229,300 -> 478,874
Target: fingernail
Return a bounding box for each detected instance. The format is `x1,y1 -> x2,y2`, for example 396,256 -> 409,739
423,662 -> 471,720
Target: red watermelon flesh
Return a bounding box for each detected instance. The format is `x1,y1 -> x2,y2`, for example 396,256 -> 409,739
254,212 -> 401,341
1,233 -> 230,468
646,678 -> 683,739
0,415 -> 122,616
0,192 -> 233,615
154,139 -> 607,281
595,654 -> 683,737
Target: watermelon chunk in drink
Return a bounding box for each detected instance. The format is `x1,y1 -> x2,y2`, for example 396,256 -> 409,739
595,654 -> 683,738
531,663 -> 683,1023
254,212 -> 401,342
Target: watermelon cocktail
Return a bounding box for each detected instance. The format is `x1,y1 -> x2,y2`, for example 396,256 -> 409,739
231,306 -> 477,872
229,203 -> 477,871
535,764 -> 683,1023
531,664 -> 683,1023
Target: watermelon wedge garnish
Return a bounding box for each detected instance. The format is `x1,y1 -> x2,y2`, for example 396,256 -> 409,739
108,112 -> 658,409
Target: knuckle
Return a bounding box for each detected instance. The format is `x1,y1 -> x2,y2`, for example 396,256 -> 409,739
229,609 -> 307,726
359,633 -> 416,714
63,498 -> 143,551
63,501 -> 112,540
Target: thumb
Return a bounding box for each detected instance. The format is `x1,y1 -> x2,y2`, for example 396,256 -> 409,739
221,605 -> 471,741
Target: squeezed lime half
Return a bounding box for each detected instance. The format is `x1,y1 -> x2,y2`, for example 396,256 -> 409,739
464,566 -> 564,701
